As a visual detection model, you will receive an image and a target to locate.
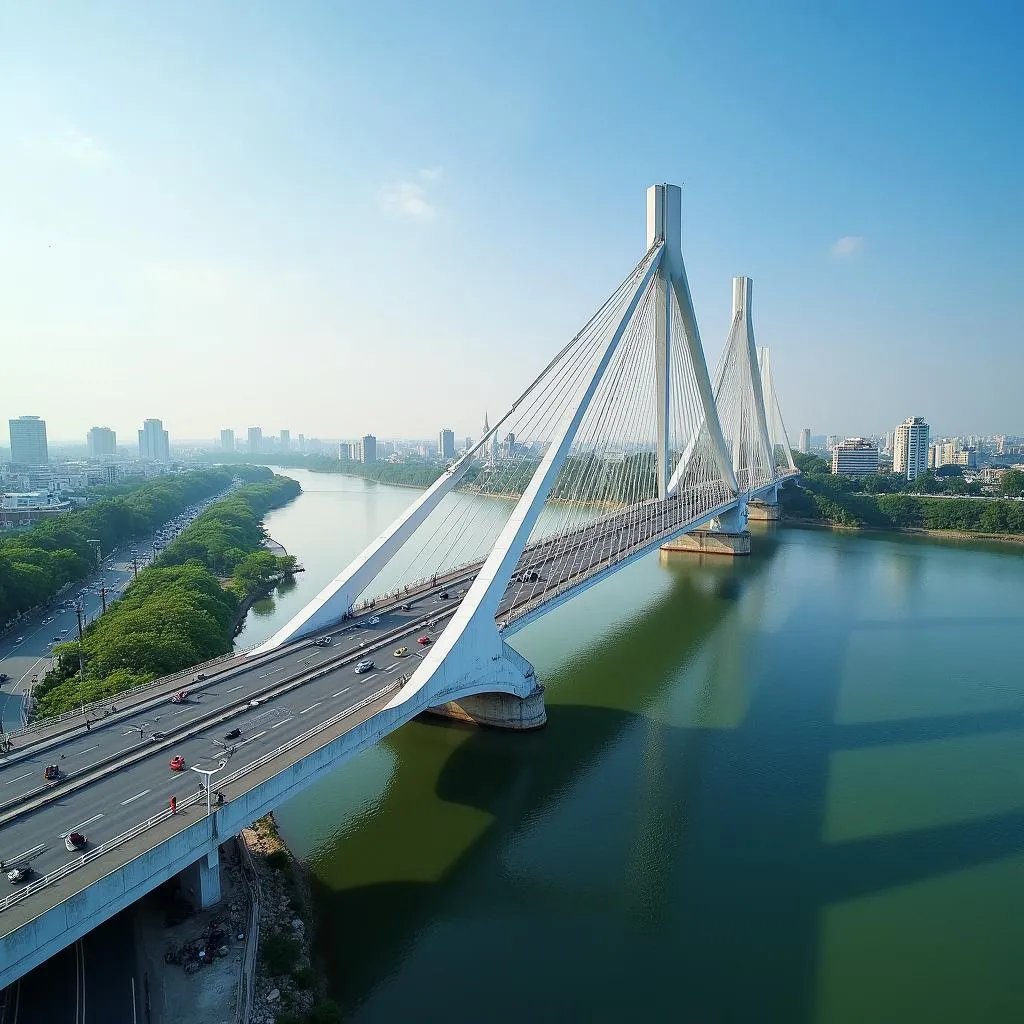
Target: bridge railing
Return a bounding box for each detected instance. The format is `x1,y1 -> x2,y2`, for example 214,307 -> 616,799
0,678 -> 404,916
235,835 -> 262,1024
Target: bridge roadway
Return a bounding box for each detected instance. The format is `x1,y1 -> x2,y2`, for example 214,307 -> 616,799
0,485 -> 763,944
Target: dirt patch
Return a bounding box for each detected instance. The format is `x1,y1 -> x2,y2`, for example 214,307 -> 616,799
135,842 -> 250,1024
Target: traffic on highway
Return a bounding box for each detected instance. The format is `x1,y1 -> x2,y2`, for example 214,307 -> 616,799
0,492 -> 232,734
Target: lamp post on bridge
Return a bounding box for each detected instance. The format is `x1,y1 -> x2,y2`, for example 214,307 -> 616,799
191,761 -> 226,821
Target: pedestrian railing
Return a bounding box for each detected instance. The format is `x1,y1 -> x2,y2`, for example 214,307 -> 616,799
0,679 -> 403,916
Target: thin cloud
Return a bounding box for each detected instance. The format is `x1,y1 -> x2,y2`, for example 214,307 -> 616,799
831,235 -> 864,258
60,129 -> 110,166
379,178 -> 439,222
417,166 -> 443,182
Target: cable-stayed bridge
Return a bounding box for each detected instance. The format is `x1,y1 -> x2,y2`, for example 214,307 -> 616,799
0,184 -> 797,990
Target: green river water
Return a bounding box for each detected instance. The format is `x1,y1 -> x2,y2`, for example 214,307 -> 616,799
238,469 -> 1024,1023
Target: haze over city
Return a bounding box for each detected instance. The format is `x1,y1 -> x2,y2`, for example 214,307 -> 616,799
3,1 -> 1021,442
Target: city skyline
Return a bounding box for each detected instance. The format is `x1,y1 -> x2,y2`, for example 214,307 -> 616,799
2,3 -> 1021,440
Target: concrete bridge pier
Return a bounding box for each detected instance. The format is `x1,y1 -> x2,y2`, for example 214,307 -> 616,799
661,500 -> 751,556
426,684 -> 547,731
181,846 -> 222,911
748,483 -> 780,521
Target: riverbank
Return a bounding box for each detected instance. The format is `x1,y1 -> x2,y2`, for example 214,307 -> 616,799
782,513 -> 1024,546
243,815 -> 340,1024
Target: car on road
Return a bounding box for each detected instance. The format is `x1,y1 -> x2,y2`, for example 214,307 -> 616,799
438,591 -> 450,600
44,764 -> 62,781
170,690 -> 189,703
418,635 -> 431,645
314,636 -> 332,647
169,755 -> 186,771
14,637 -> 23,645
394,647 -> 409,657
52,636 -> 61,642
224,728 -> 242,741
65,832 -> 87,852
193,672 -> 208,682
59,629 -> 69,635
42,617 -> 52,624
355,659 -> 374,673
367,616 -> 380,626
7,866 -> 32,884
400,604 -> 412,611
0,673 -> 8,682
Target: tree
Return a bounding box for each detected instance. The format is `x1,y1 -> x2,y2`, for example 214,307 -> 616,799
1000,470 -> 1024,497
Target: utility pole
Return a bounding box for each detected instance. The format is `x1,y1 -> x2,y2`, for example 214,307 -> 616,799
75,603 -> 86,685
100,581 -> 107,615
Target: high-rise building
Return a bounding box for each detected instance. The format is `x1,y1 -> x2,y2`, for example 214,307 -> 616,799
338,441 -> 358,461
221,429 -> 235,451
87,426 -> 116,457
359,434 -> 377,464
893,416 -> 930,481
826,434 -> 840,452
138,418 -> 170,461
831,438 -> 879,476
798,428 -> 811,453
884,431 -> 895,455
9,416 -> 48,465
298,433 -> 306,453
438,428 -> 455,461
247,427 -> 262,453
280,429 -> 290,452
933,440 -> 977,470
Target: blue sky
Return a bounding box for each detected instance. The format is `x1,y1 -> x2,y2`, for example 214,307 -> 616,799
2,1 -> 1021,443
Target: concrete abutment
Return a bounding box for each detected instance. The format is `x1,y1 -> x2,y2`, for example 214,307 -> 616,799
661,530 -> 751,556
181,846 -> 222,911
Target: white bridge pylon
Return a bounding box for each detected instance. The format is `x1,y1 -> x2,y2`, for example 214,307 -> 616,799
252,184 -> 798,719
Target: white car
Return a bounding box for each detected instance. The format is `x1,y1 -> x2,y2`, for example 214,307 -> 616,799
14,637 -> 23,645
367,616 -> 380,626
355,659 -> 374,674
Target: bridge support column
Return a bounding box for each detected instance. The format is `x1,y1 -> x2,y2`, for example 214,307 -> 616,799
181,846 -> 222,911
425,684 -> 547,731
662,500 -> 751,556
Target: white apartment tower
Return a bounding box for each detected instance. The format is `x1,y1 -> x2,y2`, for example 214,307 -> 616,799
798,428 -> 811,453
893,416 -> 930,481
9,416 -> 49,465
138,418 -> 170,461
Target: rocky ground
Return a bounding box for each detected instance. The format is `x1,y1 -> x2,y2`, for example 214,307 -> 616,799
243,815 -> 340,1024
136,843 -> 249,1024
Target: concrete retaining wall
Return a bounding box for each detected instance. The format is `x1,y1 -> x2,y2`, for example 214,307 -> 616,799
661,530 -> 752,555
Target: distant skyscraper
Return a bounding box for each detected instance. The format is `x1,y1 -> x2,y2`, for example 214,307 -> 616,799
799,428 -> 811,454
87,426 -> 116,457
438,428 -> 455,460
138,418 -> 170,461
360,434 -> 377,464
298,433 -> 306,453
9,416 -> 48,465
826,434 -> 840,452
280,429 -> 290,452
221,429 -> 235,451
893,416 -> 930,481
247,427 -> 262,453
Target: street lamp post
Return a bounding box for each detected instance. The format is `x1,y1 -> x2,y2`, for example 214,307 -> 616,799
191,762 -> 226,818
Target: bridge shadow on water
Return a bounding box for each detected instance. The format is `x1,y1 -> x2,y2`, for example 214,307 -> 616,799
303,530 -> 1024,1023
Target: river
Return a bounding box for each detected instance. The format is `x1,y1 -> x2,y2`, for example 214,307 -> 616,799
240,468 -> 1024,1022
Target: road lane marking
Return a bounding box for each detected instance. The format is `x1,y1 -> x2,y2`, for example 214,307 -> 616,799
7,843 -> 46,863
362,673 -> 378,681
234,730 -> 267,748
225,685 -> 244,694
60,813 -> 103,837
386,664 -> 400,673
271,717 -> 294,729
4,772 -> 33,785
331,686 -> 350,698
299,703 -> 321,714
171,708 -> 188,716
121,789 -> 151,806
71,745 -> 99,757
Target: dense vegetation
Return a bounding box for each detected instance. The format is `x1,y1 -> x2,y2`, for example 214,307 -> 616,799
0,469 -> 243,629
783,452 -> 1024,535
32,474 -> 300,718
